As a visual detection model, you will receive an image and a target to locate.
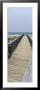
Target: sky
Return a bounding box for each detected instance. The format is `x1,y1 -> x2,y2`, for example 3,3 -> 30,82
7,7 -> 32,33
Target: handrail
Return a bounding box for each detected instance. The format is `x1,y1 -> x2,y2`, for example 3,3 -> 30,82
8,35 -> 23,45
27,34 -> 32,47
8,34 -> 24,59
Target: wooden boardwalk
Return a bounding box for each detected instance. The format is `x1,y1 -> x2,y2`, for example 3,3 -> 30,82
8,35 -> 32,82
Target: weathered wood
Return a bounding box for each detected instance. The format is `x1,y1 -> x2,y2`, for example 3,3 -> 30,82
27,34 -> 32,47
8,34 -> 24,58
8,35 -> 32,82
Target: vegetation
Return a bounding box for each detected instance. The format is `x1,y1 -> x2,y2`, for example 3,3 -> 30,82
8,36 -> 18,43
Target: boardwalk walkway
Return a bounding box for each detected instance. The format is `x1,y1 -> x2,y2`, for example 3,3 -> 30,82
8,35 -> 32,82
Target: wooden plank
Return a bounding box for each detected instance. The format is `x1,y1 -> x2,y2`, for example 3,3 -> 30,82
8,35 -> 32,82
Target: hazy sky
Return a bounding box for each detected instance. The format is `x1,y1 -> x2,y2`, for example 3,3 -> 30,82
7,7 -> 32,32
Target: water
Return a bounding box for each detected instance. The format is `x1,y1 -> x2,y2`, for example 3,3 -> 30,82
8,32 -> 32,35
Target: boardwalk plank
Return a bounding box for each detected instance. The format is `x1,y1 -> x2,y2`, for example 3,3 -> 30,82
8,35 -> 32,82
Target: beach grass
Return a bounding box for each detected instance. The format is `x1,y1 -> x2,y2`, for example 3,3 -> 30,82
8,36 -> 18,43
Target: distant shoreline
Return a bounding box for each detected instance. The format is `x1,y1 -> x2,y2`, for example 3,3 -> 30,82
8,34 -> 32,36
8,32 -> 32,35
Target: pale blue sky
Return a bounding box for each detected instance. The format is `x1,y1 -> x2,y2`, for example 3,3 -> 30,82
7,7 -> 32,33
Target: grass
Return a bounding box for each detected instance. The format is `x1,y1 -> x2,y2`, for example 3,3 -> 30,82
8,36 -> 18,43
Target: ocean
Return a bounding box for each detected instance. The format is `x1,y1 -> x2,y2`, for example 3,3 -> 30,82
8,32 -> 32,35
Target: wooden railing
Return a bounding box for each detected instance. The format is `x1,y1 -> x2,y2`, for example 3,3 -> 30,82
27,34 -> 32,47
8,34 -> 24,58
